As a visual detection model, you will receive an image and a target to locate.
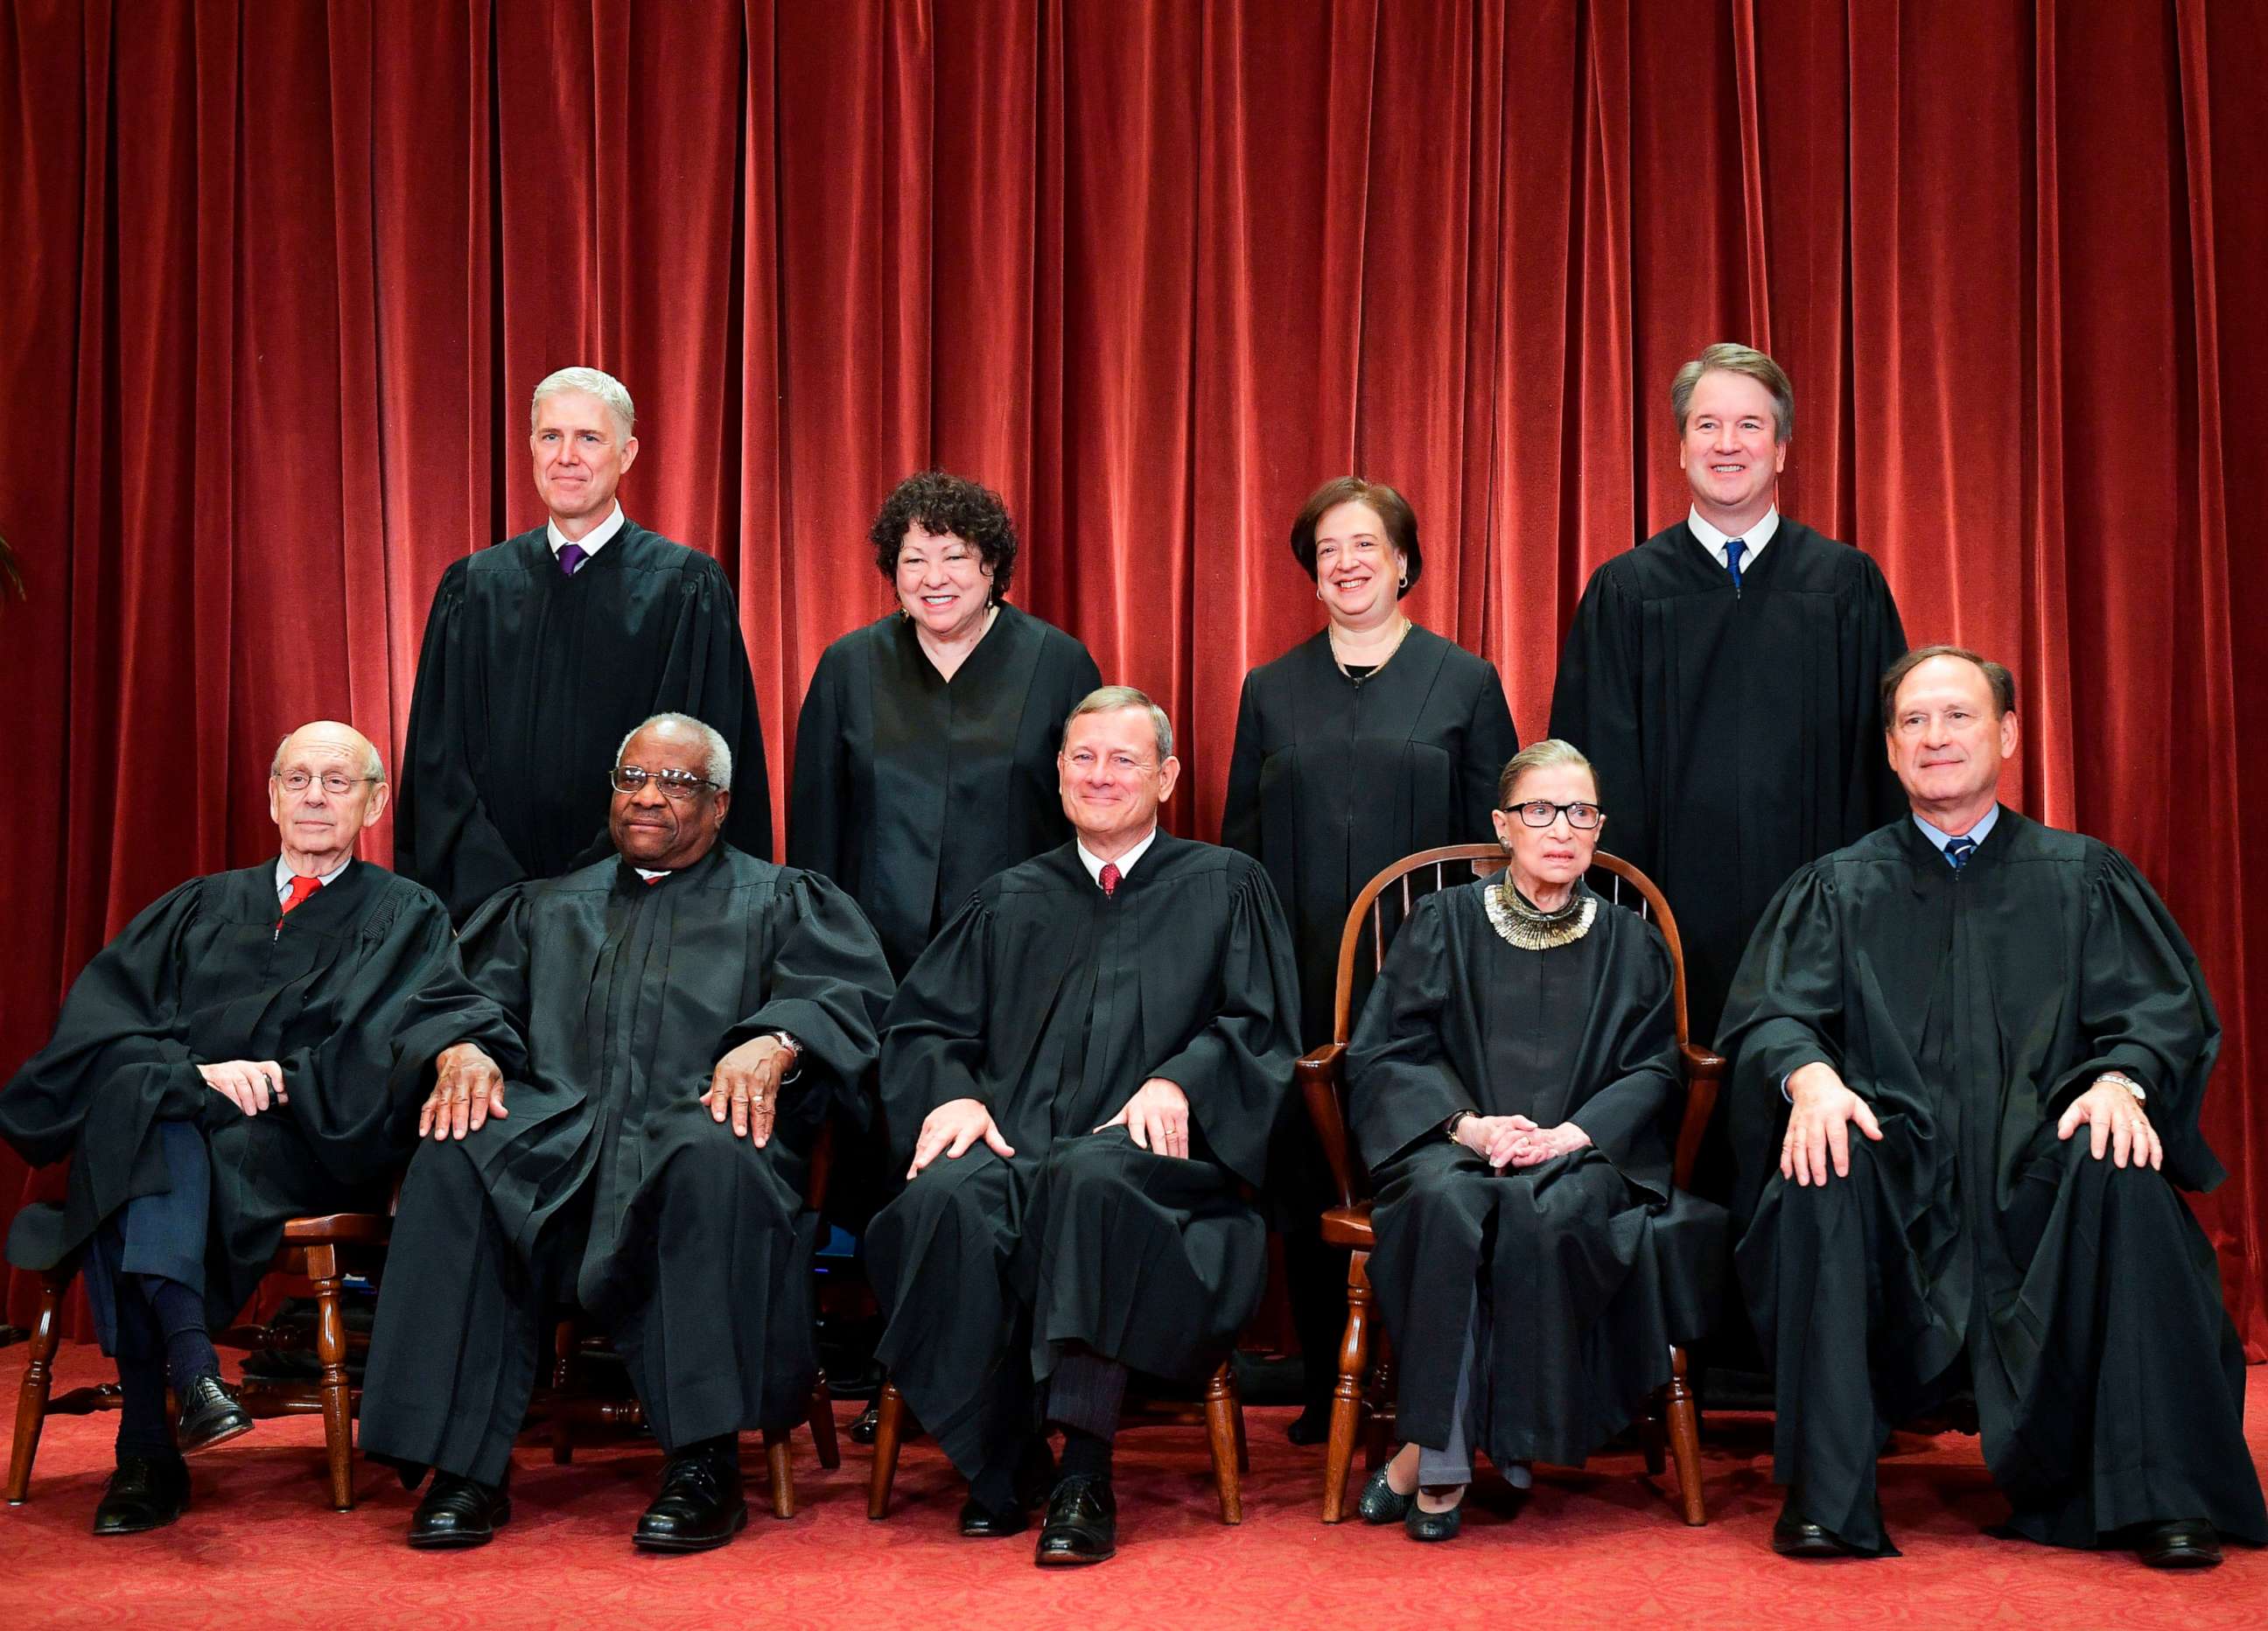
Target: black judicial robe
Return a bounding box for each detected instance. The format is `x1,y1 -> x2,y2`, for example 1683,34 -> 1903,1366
1348,882 -> 1722,1467
1721,811 -> 2266,1549
361,844 -> 894,1463
1223,625 -> 1519,1051
0,861 -> 455,1332
1548,519 -> 1904,1041
396,520 -> 773,924
790,605 -> 1101,977
867,836 -> 1300,1478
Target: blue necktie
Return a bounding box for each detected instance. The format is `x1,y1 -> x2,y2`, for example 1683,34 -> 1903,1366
1725,537 -> 1746,590
1943,834 -> 1977,871
558,542 -> 588,578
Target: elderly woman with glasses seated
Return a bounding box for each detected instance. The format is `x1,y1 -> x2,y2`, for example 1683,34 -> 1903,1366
1344,739 -> 1724,1540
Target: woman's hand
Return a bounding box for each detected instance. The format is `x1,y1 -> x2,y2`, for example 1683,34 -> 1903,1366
1453,1113 -> 1536,1169
1504,1120 -> 1592,1168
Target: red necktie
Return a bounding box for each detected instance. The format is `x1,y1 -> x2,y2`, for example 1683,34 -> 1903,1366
1100,863 -> 1121,898
280,875 -> 323,918
646,874 -> 665,886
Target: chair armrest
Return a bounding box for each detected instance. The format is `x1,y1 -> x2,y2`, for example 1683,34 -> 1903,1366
1672,1043 -> 1726,1192
1296,1043 -> 1361,1209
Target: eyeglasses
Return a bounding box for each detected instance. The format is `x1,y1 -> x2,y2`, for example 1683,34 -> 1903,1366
274,771 -> 377,795
611,766 -> 718,801
1502,799 -> 1604,830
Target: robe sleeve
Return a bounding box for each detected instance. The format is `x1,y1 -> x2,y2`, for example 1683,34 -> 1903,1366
1144,864 -> 1302,1188
1716,862 -> 1847,1209
1564,923 -> 1682,1191
386,886 -> 534,1110
787,647 -> 850,882
1345,892 -> 1472,1172
2052,848 -> 2225,1192
877,894 -> 999,1166
1218,671 -> 1264,858
678,555 -> 773,864
727,872 -> 896,1102
1549,565 -> 1651,872
396,566 -> 531,924
1842,551 -> 1908,832
1461,662 -> 1521,837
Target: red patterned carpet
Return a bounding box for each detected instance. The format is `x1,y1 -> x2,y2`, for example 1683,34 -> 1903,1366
1,1343 -> 2261,1628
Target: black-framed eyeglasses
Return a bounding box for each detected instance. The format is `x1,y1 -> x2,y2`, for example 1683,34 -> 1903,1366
1502,799 -> 1604,830
273,771 -> 378,796
611,766 -> 718,801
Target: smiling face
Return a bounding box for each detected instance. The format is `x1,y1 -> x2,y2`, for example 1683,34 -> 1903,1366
1885,654 -> 2018,823
1490,760 -> 1601,900
893,523 -> 996,641
268,722 -> 388,873
1058,706 -> 1180,849
1677,369 -> 1787,532
608,720 -> 732,871
1312,500 -> 1406,631
529,388 -> 638,532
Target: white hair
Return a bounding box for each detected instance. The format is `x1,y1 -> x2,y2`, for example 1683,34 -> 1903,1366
618,712 -> 732,792
531,366 -> 636,440
271,724 -> 385,782
1062,685 -> 1173,762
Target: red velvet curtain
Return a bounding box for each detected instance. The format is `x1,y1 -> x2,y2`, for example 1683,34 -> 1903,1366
3,0 -> 2262,1354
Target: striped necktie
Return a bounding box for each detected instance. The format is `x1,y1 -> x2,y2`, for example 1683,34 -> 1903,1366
1943,834 -> 1978,871
1725,537 -> 1746,590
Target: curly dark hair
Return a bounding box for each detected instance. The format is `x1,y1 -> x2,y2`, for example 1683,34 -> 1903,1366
868,471 -> 1019,603
1288,476 -> 1422,593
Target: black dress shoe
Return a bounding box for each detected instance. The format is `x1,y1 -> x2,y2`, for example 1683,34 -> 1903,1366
1033,1474 -> 1116,1566
174,1373 -> 254,1457
1772,1495 -> 1874,1559
1405,1489 -> 1465,1542
2135,1519 -> 2222,1569
634,1446 -> 748,1554
848,1402 -> 881,1445
959,1495 -> 1031,1537
409,1472 -> 511,1550
91,1454 -> 191,1536
1355,1464 -> 1413,1524
1285,1399 -> 1334,1446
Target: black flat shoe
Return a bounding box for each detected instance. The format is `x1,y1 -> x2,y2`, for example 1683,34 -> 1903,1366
91,1454 -> 191,1536
1356,1464 -> 1413,1524
1033,1474 -> 1116,1566
1771,1494 -> 1875,1558
2135,1519 -> 2222,1570
174,1373 -> 254,1457
1405,1489 -> 1465,1542
634,1446 -> 748,1554
408,1472 -> 511,1550
959,1495 -> 1031,1537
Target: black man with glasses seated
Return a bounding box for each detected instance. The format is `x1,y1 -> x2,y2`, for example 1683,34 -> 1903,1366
1344,739 -> 1724,1541
358,713 -> 894,1554
3,722 -> 462,1536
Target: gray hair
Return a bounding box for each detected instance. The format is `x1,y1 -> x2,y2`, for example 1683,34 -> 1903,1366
1062,685 -> 1174,763
617,712 -> 732,792
531,366 -> 636,440
1670,341 -> 1795,442
1494,738 -> 1596,808
271,724 -> 386,782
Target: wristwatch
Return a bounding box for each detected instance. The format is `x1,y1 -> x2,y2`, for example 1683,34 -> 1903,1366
766,1031 -> 803,1083
2096,1069 -> 2146,1104
1446,1110 -> 1475,1144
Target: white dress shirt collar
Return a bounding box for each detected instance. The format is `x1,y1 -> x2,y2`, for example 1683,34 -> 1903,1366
549,501 -> 627,560
1686,504 -> 1781,570
274,853 -> 354,900
1075,827 -> 1158,888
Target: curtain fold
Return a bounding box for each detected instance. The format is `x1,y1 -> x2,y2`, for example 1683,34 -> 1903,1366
1,0 -> 2260,1354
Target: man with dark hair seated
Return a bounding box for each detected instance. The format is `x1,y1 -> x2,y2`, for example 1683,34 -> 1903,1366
357,712 -> 894,1553
869,686 -> 1301,1566
2,722 -> 455,1535
1723,646 -> 2266,1567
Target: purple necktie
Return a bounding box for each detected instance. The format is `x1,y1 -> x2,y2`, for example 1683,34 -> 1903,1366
558,542 -> 588,578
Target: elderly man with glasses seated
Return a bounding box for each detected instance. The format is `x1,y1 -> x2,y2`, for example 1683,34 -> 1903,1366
3,722 -> 461,1536
356,713 -> 894,1554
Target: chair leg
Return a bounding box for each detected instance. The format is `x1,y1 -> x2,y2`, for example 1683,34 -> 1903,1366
866,1382 -> 906,1520
1231,1384 -> 1250,1475
1362,1334 -> 1394,1474
1202,1362 -> 1242,1525
807,1371 -> 840,1470
1663,1345 -> 1705,1526
308,1243 -> 355,1511
550,1319 -> 578,1465
1321,1251 -> 1370,1522
6,1272 -> 66,1505
763,1427 -> 795,1519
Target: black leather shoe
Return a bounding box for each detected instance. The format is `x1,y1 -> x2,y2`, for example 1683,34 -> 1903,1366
1285,1399 -> 1333,1446
2136,1519 -> 2222,1570
960,1495 -> 1031,1537
91,1454 -> 191,1536
1033,1474 -> 1116,1566
1405,1489 -> 1465,1542
634,1445 -> 748,1554
849,1401 -> 881,1445
1772,1494 -> 1872,1558
1356,1463 -> 1413,1524
174,1373 -> 254,1457
408,1472 -> 511,1550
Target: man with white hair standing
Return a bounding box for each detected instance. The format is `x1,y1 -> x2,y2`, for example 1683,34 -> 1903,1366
396,366 -> 772,925
1,722 -> 459,1535
360,714 -> 894,1554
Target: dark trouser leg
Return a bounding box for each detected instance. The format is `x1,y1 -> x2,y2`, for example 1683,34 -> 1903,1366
360,1137 -> 576,1488
84,1121 -> 215,1456
1282,1223 -> 1346,1423
1047,1349 -> 1130,1480
84,1219 -> 172,1460
1414,1291 -> 1481,1488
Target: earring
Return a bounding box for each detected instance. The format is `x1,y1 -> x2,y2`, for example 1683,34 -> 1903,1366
1398,574 -> 1409,590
